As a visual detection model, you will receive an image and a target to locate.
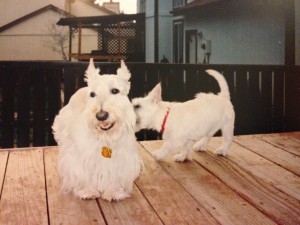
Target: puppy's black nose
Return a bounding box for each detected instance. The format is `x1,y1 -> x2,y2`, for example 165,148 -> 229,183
96,110 -> 109,121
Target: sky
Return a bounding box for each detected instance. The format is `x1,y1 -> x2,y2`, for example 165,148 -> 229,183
94,0 -> 137,14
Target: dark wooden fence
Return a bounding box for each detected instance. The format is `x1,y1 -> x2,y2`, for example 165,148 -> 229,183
0,61 -> 299,148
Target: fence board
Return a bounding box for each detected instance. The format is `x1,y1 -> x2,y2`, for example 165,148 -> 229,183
184,66 -> 199,99
46,69 -> 62,146
16,68 -> 31,147
247,69 -> 261,133
145,64 -> 160,93
1,67 -> 16,148
273,68 -> 285,132
130,66 -> 147,99
234,69 -> 249,134
260,69 -> 273,133
285,67 -> 300,131
32,68 -> 46,146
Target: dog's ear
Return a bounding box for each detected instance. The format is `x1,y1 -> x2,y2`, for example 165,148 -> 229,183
117,60 -> 131,81
84,58 -> 100,83
148,83 -> 162,103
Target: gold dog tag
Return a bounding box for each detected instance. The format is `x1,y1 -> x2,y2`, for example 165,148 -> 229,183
101,146 -> 112,158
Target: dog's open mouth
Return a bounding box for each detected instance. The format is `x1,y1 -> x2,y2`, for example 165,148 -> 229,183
99,121 -> 115,131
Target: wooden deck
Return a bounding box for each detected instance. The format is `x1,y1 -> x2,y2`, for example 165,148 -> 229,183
0,133 -> 299,225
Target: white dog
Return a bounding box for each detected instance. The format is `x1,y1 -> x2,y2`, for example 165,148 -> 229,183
52,59 -> 142,201
132,70 -> 235,162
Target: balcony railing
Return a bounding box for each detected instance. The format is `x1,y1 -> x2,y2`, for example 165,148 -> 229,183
0,61 -> 299,148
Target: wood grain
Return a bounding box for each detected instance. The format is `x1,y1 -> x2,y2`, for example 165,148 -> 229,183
0,149 -> 48,225
0,151 -> 9,196
141,141 -> 276,225
136,144 -> 219,225
98,184 -> 163,225
257,133 -> 300,156
234,135 -> 300,176
193,144 -> 300,225
211,137 -> 300,200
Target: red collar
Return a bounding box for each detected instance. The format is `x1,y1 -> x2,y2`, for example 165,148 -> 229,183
160,108 -> 170,134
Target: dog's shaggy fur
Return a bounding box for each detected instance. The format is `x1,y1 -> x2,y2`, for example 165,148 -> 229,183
132,70 -> 235,162
52,59 -> 142,201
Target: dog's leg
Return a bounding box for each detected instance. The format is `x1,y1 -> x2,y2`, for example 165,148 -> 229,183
173,141 -> 194,162
193,136 -> 212,152
151,141 -> 175,161
215,122 -> 234,156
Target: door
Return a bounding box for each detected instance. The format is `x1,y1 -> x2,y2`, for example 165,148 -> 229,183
185,30 -> 198,64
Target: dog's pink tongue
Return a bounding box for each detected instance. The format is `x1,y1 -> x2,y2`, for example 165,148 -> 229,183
100,122 -> 110,128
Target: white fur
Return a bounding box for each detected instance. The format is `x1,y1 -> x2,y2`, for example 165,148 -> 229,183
132,69 -> 235,162
52,59 -> 142,201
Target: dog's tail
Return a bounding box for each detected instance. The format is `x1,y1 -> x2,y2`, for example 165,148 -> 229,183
206,69 -> 230,99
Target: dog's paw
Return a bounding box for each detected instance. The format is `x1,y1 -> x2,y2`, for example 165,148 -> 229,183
214,148 -> 227,156
102,189 -> 130,201
193,145 -> 207,152
193,140 -> 208,152
75,188 -> 101,200
151,150 -> 167,161
173,152 -> 190,162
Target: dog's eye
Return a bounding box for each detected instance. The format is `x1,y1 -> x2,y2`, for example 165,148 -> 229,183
134,104 -> 141,110
90,92 -> 96,97
111,88 -> 120,94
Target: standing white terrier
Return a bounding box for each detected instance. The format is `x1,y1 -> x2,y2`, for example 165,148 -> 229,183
52,59 -> 142,201
132,70 -> 235,162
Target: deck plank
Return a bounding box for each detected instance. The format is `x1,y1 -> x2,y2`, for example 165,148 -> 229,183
257,133 -> 300,156
234,135 -> 300,176
44,148 -> 106,225
140,141 -> 276,225
136,144 -> 219,225
209,137 -> 300,201
0,151 -> 9,196
284,132 -> 300,140
98,185 -> 163,225
192,144 -> 300,225
0,148 -> 48,225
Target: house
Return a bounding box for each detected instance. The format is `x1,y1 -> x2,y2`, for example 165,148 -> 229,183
0,0 -> 118,60
138,0 -> 300,65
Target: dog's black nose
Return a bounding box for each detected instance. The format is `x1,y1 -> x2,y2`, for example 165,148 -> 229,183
96,110 -> 109,121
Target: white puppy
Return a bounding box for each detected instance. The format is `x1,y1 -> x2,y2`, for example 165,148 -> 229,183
52,59 -> 142,201
132,70 -> 235,162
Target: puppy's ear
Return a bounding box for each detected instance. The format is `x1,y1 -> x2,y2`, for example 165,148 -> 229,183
148,83 -> 162,103
84,58 -> 100,83
117,60 -> 131,81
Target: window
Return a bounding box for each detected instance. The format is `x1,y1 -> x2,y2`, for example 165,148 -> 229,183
173,20 -> 184,63
173,0 -> 185,9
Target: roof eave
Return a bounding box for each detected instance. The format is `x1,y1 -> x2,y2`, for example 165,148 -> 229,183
57,13 -> 145,27
171,0 -> 222,15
